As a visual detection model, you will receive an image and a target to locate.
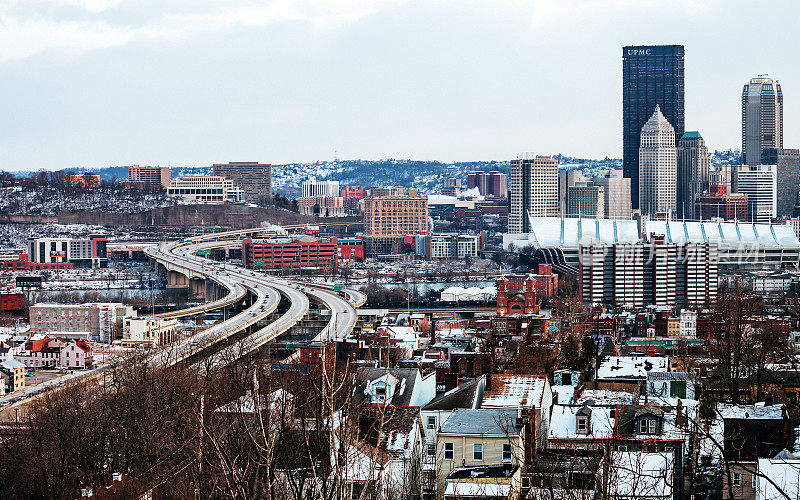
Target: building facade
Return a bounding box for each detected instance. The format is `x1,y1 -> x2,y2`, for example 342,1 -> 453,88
299,178 -> 344,217
122,317 -> 178,348
639,106 -> 677,218
509,156 -> 559,233
127,165 -> 171,190
468,171 -> 507,198
733,165 -> 777,223
566,184 -> 605,218
27,236 -> 108,268
762,148 -> 800,218
340,185 -> 367,212
677,131 -> 711,220
695,185 -> 748,221
426,234 -> 480,260
623,45 -> 685,209
212,162 -> 272,203
167,175 -> 245,203
242,236 -> 339,273
29,302 -> 135,343
593,170 -> 632,219
742,75 -> 783,167
363,190 -> 429,236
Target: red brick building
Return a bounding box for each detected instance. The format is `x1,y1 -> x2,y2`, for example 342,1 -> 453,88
496,276 -> 538,315
242,236 -> 338,274
340,186 -> 366,211
695,185 -> 748,221
0,292 -> 24,313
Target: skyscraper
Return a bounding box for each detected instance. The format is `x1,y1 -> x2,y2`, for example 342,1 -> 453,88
509,156 -> 559,233
638,106 -> 677,218
593,170 -> 632,219
762,148 -> 799,218
677,131 -> 711,220
623,45 -> 685,209
742,76 -> 783,167
733,164 -> 777,223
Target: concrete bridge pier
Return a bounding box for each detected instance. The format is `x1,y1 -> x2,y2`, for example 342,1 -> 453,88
189,277 -> 206,298
167,270 -> 188,289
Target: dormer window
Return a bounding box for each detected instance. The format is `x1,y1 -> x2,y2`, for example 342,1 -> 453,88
375,386 -> 387,403
639,418 -> 658,434
576,416 -> 589,434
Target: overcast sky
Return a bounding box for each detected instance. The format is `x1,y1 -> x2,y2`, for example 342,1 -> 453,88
1,0 -> 798,171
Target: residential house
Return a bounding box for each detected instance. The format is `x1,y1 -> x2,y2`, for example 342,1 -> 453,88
341,406 -> 426,499
421,376 -> 486,495
481,374 -> 553,453
354,367 -> 437,408
436,408 -> 524,499
0,356 -> 25,393
547,402 -> 616,452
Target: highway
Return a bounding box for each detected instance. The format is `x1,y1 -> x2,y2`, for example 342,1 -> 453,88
0,227 -> 363,421
146,228 -> 361,368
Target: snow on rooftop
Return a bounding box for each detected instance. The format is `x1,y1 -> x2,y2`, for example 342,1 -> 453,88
548,404 -> 615,441
444,483 -> 510,498
482,375 -> 548,409
597,356 -> 669,380
718,403 -> 784,420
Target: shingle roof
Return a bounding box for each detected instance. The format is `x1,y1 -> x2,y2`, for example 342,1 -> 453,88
424,375 -> 485,410
439,409 -> 520,436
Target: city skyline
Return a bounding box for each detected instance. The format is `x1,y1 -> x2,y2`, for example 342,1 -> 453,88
1,1 -> 799,171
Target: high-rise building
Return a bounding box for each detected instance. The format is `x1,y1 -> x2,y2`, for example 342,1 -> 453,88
638,106 -> 677,218
442,177 -> 464,197
742,75 -> 783,167
762,148 -> 800,218
468,171 -> 507,198
623,45 -> 685,209
363,189 -> 428,236
558,170 -> 586,216
733,165 -> 777,223
212,162 -> 272,203
677,131 -> 711,220
694,185 -> 748,221
509,156 -> 559,233
127,165 -> 171,190
340,186 -> 367,212
578,238 -> 717,309
566,184 -> 605,218
299,178 -> 344,217
593,170 -> 632,219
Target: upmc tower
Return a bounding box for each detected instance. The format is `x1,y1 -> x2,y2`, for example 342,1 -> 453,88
623,45 -> 685,209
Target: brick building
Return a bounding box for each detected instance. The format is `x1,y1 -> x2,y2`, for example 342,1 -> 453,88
363,189 -> 428,236
695,184 -> 748,221
242,236 -> 339,273
126,165 -> 171,190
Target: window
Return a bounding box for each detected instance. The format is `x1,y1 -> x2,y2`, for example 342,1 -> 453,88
639,418 -> 657,434
733,472 -> 741,486
576,417 -> 588,433
502,443 -> 512,462
426,445 -> 435,457
444,442 -> 454,460
427,416 -> 436,429
473,443 -> 483,461
375,386 -> 386,402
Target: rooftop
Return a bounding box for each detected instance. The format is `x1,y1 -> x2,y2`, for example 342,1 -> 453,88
439,408 -> 520,437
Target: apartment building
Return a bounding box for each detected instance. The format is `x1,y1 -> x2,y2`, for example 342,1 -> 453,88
426,233 -> 480,260
167,175 -> 245,204
212,162 -> 272,203
467,171 -> 507,198
127,165 -> 171,190
29,302 -> 136,343
363,189 -> 428,236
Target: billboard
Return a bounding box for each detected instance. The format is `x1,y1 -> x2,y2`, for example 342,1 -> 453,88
16,276 -> 43,288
